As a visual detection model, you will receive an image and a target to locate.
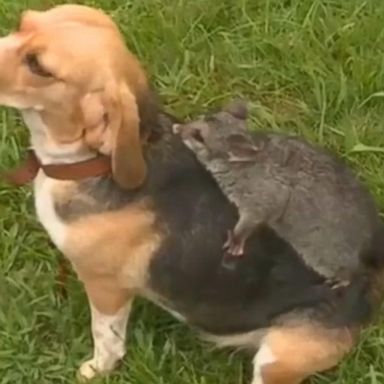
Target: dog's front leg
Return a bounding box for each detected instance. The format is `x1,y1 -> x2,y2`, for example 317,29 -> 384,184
77,276 -> 134,381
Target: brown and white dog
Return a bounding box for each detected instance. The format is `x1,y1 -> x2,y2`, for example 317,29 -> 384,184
0,4 -> 383,384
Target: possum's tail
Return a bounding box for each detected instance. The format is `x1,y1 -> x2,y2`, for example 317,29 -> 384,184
266,274 -> 376,328
322,220 -> 384,328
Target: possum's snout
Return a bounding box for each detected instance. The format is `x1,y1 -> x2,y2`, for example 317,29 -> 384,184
172,123 -> 207,145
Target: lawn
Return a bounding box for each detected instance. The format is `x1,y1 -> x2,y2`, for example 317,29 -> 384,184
1,0 -> 384,383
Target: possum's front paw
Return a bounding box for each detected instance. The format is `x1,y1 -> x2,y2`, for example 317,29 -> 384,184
325,278 -> 350,289
223,230 -> 246,256
221,230 -> 247,270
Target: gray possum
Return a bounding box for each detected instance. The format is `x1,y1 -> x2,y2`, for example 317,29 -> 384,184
173,100 -> 380,281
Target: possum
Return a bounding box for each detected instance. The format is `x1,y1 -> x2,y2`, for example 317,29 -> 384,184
173,100 -> 379,283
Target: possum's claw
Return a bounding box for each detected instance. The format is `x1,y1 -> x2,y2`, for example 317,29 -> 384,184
223,230 -> 245,256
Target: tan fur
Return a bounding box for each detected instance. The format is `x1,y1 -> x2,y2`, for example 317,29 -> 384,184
20,5 -> 119,32
0,4 -> 149,188
64,199 -> 162,291
51,180 -> 78,203
83,276 -> 133,315
259,325 -> 355,384
51,182 -> 163,312
0,3 -> 163,322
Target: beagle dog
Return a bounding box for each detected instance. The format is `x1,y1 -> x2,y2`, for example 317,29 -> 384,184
0,4 -> 383,384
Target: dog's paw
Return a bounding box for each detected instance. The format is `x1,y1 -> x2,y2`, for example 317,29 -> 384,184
77,357 -> 121,382
77,359 -> 102,382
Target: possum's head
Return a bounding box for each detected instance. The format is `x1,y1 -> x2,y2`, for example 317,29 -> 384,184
172,99 -> 249,162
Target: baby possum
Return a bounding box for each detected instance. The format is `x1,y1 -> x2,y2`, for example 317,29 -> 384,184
173,101 -> 380,282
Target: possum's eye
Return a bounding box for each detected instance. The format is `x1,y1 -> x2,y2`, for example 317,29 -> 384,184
192,129 -> 205,143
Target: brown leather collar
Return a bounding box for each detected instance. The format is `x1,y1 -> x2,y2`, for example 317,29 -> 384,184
2,150 -> 112,186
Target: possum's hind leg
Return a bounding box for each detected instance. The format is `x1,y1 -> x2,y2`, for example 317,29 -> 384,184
222,184 -> 290,268
222,213 -> 258,270
223,213 -> 257,257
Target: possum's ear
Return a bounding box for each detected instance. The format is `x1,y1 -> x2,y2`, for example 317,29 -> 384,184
223,99 -> 248,120
227,133 -> 259,162
172,124 -> 181,134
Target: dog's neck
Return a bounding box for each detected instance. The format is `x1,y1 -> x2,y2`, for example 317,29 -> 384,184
20,108 -> 185,183
21,109 -> 97,165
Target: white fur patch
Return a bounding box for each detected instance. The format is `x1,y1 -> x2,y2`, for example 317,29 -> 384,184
79,303 -> 132,380
22,110 -> 93,164
34,172 -> 67,250
204,329 -> 266,349
22,109 -> 93,251
0,34 -> 22,49
252,343 -> 276,384
142,290 -> 186,322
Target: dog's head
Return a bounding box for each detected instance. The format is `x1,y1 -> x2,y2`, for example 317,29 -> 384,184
0,4 -> 158,189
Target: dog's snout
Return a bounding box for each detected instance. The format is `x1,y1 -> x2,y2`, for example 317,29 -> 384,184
0,35 -> 21,88
0,33 -> 22,50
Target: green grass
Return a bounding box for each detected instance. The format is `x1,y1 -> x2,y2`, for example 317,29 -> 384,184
1,0 -> 384,383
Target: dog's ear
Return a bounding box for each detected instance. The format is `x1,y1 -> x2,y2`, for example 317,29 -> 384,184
109,84 -> 147,189
135,85 -> 161,142
82,82 -> 147,189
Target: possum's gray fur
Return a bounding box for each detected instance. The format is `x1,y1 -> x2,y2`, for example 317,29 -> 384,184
173,100 -> 380,282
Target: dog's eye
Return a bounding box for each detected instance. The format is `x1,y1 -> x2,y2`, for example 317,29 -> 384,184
23,53 -> 53,78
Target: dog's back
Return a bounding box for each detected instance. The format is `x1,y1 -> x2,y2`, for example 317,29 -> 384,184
145,122 -> 384,333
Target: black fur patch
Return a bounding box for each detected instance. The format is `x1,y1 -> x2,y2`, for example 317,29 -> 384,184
55,112 -> 381,335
